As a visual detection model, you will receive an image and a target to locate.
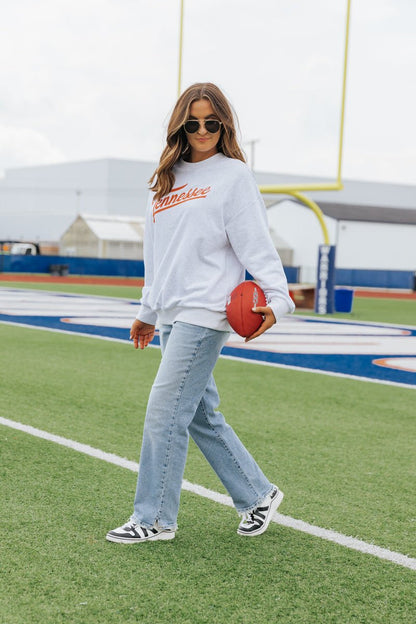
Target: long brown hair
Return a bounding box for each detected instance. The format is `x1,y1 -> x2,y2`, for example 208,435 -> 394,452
149,83 -> 246,200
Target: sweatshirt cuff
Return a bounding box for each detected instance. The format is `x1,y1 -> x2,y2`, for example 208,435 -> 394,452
136,303 -> 157,326
269,297 -> 295,323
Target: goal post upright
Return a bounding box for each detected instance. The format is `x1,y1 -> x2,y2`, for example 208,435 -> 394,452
258,0 -> 352,244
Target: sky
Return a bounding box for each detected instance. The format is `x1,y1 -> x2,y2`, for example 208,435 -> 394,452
1,0 -> 415,185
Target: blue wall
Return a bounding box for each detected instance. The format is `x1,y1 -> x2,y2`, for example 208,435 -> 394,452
3,255 -> 299,283
283,266 -> 300,283
1,255 -> 414,290
335,268 -> 414,290
246,266 -> 300,283
0,255 -> 145,277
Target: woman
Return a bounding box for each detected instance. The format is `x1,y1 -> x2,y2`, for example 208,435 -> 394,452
106,83 -> 294,543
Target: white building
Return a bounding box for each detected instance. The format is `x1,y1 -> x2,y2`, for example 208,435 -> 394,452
0,159 -> 153,242
60,214 -> 145,259
0,158 -> 415,276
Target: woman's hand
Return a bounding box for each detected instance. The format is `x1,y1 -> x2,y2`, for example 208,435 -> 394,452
245,306 -> 276,342
130,319 -> 155,350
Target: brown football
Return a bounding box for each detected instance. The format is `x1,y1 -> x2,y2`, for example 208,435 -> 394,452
226,281 -> 267,337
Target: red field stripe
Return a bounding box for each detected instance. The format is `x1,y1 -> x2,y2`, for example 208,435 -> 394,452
0,274 -> 144,287
354,290 -> 416,300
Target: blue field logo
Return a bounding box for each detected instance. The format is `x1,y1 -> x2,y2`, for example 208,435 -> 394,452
0,288 -> 415,388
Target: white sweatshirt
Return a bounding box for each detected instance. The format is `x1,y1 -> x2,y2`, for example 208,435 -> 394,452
136,152 -> 295,331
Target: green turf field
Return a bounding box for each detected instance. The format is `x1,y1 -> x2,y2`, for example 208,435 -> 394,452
1,280 -> 142,300
1,284 -> 415,623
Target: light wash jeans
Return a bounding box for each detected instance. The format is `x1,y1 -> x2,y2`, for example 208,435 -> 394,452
132,321 -> 273,530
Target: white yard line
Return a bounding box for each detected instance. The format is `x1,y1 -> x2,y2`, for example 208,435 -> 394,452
0,319 -> 132,345
1,319 -> 415,390
1,416 -> 415,572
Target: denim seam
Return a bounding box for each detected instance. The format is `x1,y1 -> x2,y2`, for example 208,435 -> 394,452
156,328 -> 207,524
198,396 -> 269,512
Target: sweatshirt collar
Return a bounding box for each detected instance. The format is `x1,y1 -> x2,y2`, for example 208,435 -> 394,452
177,152 -> 225,169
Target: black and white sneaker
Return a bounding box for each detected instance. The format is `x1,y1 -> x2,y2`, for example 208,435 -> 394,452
237,486 -> 284,537
106,519 -> 175,544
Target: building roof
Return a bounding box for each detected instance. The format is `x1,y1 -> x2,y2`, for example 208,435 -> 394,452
256,171 -> 416,225
68,214 -> 145,243
87,220 -> 140,242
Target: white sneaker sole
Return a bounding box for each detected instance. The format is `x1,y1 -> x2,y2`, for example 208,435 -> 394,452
237,489 -> 284,537
106,531 -> 175,544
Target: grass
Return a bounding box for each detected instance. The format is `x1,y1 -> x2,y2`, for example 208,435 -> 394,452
1,283 -> 415,623
2,418 -> 415,624
0,280 -> 142,300
1,323 -> 414,556
303,297 -> 416,327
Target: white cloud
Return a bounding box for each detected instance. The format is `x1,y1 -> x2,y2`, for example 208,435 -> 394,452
0,125 -> 65,170
343,147 -> 416,185
0,0 -> 415,184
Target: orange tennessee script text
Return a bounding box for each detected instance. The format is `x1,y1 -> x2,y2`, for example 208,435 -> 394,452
152,184 -> 211,221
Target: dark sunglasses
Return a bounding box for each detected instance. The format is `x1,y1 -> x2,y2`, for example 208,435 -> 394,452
183,119 -> 222,134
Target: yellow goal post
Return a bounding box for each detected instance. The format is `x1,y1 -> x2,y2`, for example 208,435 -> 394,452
258,0 -> 352,244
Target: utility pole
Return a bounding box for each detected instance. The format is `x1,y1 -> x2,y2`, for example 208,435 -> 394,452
177,0 -> 184,96
244,139 -> 259,170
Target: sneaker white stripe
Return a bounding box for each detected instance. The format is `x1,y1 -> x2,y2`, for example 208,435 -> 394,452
237,488 -> 284,536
